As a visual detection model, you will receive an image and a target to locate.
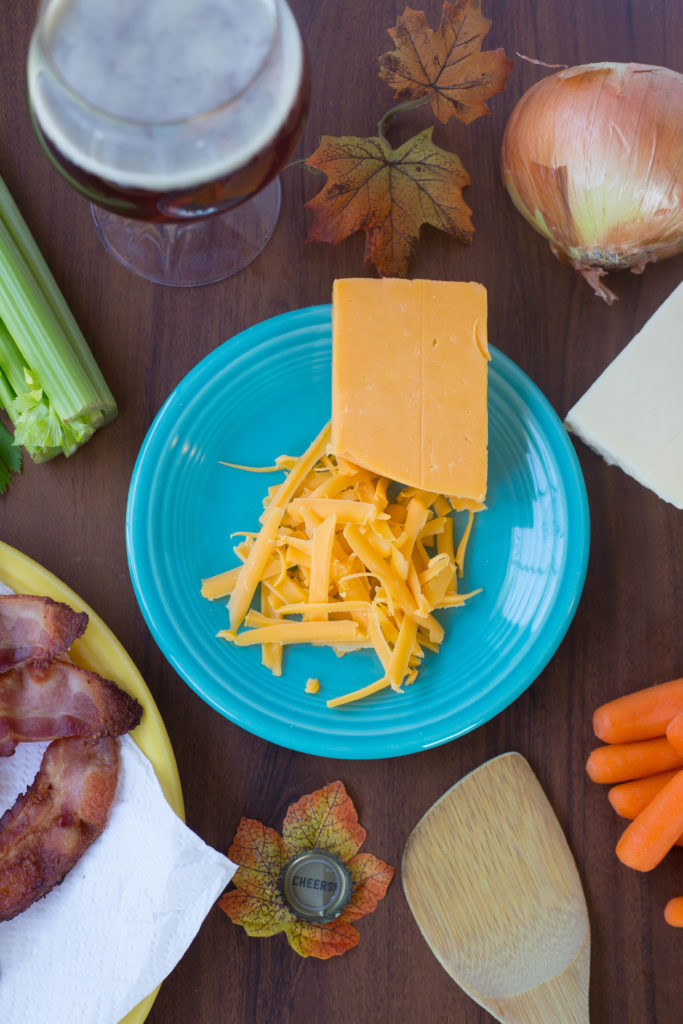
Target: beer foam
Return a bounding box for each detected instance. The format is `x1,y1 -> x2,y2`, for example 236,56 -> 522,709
28,0 -> 303,192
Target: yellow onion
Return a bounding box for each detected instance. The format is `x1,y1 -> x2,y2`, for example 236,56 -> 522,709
501,62 -> 683,303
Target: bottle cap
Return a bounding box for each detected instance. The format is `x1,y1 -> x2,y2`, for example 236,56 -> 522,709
281,849 -> 353,923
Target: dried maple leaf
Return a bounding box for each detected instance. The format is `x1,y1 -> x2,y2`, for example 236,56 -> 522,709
218,781 -> 394,959
378,0 -> 514,124
286,915 -> 361,959
343,853 -> 397,922
282,779 -> 367,860
219,818 -> 292,937
305,129 -> 473,277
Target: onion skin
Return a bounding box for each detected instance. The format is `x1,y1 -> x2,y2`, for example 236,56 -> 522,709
501,63 -> 683,303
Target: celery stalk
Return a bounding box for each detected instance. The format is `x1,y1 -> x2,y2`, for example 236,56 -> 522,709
0,324 -> 23,490
0,174 -> 117,466
0,176 -> 116,423
0,319 -> 26,397
0,217 -> 103,422
0,317 -> 89,462
0,178 -> 117,465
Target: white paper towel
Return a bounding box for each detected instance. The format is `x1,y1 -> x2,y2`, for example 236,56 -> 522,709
0,733 -> 237,1024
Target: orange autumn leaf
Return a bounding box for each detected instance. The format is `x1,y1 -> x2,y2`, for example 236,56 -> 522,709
378,0 -> 514,124
305,129 -> 473,277
218,781 -> 394,959
342,852 -> 397,923
282,779 -> 367,860
287,916 -> 361,959
219,818 -> 292,937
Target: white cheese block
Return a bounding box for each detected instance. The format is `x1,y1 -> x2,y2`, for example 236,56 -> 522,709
565,282 -> 683,509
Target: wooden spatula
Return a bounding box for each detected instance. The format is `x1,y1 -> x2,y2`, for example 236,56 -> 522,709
402,752 -> 590,1024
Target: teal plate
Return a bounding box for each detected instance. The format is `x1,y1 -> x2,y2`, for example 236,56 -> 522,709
126,305 -> 589,759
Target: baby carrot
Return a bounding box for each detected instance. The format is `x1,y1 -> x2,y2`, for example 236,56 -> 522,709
616,769 -> 683,871
608,771 -> 680,818
586,737 -> 683,785
593,676 -> 683,743
608,772 -> 683,847
664,897 -> 683,928
665,711 -> 683,757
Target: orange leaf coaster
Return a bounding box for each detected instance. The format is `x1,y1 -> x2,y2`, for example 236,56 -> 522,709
378,1 -> 514,125
219,781 -> 394,959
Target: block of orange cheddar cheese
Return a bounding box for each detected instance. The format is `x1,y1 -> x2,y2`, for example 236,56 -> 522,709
331,278 -> 489,503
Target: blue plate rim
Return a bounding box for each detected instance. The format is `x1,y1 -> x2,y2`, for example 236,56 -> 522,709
126,303 -> 590,759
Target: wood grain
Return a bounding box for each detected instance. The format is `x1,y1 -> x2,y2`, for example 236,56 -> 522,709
1,2 -> 683,1022
402,753 -> 590,1023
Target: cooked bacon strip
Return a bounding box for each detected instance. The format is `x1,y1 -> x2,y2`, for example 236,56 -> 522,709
0,736 -> 119,921
0,657 -> 142,756
0,594 -> 88,672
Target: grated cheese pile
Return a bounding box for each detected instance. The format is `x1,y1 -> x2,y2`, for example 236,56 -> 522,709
200,422 -> 481,707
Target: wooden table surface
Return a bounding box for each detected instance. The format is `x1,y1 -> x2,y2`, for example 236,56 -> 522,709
2,2 -> 682,1022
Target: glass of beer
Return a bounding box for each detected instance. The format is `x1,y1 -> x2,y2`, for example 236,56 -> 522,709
27,0 -> 309,286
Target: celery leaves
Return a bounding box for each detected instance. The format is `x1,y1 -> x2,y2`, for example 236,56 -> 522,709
0,419 -> 21,494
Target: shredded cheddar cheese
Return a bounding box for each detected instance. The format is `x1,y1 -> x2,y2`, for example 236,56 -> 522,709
201,422 -> 482,707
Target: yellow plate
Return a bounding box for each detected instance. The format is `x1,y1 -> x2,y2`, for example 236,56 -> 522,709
0,541 -> 185,1024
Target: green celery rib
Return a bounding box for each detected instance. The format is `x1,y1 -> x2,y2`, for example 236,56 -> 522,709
0,323 -> 27,476
0,175 -> 117,425
0,317 -> 27,397
0,215 -> 106,425
0,366 -> 16,418
0,317 -> 90,462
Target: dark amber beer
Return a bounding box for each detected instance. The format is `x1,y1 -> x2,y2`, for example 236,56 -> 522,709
28,0 -> 308,223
